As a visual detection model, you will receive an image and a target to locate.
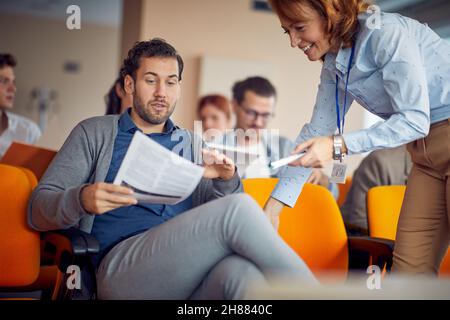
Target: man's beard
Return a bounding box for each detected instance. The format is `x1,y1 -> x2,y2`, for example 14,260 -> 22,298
133,92 -> 176,125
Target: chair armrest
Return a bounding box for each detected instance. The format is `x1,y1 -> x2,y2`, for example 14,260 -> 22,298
348,236 -> 394,255
52,228 -> 100,255
41,228 -> 100,273
344,223 -> 368,236
348,236 -> 395,271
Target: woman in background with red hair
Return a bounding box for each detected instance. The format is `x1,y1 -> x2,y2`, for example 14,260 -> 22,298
197,94 -> 232,141
264,0 -> 450,275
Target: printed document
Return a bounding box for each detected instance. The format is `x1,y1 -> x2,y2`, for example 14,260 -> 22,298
113,131 -> 204,204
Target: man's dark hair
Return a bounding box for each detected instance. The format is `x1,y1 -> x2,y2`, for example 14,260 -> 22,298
232,76 -> 277,104
122,38 -> 184,81
0,53 -> 17,69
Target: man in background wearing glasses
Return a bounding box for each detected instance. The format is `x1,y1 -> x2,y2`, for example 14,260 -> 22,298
0,53 -> 41,157
217,76 -> 337,198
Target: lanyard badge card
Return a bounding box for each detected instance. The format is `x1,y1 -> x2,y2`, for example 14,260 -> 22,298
330,162 -> 347,184
330,45 -> 355,184
330,130 -> 347,184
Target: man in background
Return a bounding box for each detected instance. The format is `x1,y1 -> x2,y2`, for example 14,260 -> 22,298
341,146 -> 413,235
0,53 -> 41,157
216,76 -> 338,198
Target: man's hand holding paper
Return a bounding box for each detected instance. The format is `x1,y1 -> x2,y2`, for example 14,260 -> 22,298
80,182 -> 137,215
113,131 -> 205,205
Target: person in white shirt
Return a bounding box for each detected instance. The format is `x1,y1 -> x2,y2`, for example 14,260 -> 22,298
0,53 -> 41,157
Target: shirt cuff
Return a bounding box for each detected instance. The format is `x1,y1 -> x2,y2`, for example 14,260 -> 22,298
77,184 -> 95,216
270,166 -> 312,208
212,168 -> 242,194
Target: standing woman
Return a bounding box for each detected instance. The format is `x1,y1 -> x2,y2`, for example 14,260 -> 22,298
264,0 -> 450,275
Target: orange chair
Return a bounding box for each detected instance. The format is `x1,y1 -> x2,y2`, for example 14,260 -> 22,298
367,185 -> 406,241
243,178 -> 394,283
337,176 -> 352,207
0,164 -> 99,299
0,142 -> 57,181
440,252 -> 450,278
0,165 -> 40,289
367,185 -> 450,276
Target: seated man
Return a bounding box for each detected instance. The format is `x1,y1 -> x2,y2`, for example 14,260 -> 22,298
215,76 -> 338,198
28,38 -> 315,300
340,146 -> 413,235
0,53 -> 41,157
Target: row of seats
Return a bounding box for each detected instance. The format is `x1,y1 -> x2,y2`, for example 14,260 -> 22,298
243,178 -> 450,279
0,164 -> 97,300
1,164 -> 449,299
367,185 -> 450,274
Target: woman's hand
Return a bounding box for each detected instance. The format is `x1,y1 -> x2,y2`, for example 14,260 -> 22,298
289,136 -> 334,168
307,169 -> 331,188
202,149 -> 236,180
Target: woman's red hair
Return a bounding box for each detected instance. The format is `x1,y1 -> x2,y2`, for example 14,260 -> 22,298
268,0 -> 371,49
197,94 -> 231,120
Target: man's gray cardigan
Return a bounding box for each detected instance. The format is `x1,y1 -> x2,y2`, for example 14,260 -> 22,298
27,115 -> 243,234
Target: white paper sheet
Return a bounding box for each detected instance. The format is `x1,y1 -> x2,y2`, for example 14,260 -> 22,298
113,131 -> 205,204
268,152 -> 306,170
205,141 -> 260,174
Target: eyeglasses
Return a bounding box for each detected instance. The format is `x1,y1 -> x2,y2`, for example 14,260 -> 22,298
0,76 -> 15,87
238,104 -> 274,122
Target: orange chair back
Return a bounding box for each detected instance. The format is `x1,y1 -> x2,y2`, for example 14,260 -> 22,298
0,164 -> 40,287
337,176 -> 352,207
243,178 -> 349,282
367,185 -> 406,241
367,185 -> 450,277
1,142 -> 57,181
439,249 -> 450,276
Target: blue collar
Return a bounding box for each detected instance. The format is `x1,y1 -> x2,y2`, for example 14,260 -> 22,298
323,51 -> 337,72
118,109 -> 178,135
336,46 -> 353,76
